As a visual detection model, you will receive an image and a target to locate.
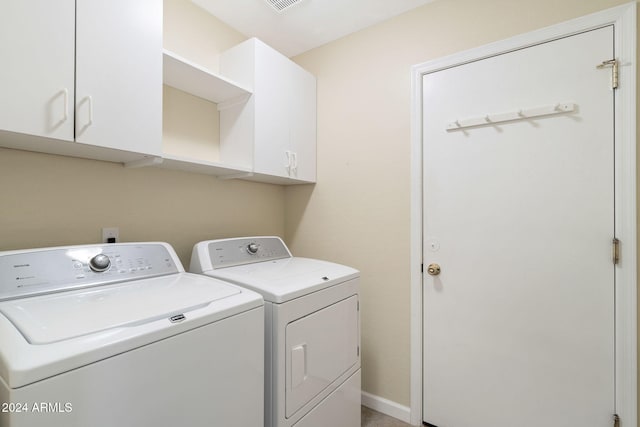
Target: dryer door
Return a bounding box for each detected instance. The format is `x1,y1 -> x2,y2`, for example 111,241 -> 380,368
285,295 -> 359,417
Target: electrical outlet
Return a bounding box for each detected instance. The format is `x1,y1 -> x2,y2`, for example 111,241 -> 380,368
102,227 -> 119,243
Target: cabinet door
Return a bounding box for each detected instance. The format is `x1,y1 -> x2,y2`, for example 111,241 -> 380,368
253,42 -> 292,178
75,0 -> 162,156
289,66 -> 317,182
0,0 -> 75,141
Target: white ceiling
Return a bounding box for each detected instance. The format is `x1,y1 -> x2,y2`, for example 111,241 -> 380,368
191,0 -> 436,57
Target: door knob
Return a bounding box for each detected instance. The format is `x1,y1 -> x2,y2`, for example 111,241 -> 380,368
427,263 -> 441,276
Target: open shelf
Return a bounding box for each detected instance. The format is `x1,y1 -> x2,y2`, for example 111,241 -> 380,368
160,50 -> 253,178
162,49 -> 252,104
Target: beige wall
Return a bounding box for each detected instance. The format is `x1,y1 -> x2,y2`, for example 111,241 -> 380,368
0,0 -> 283,268
286,0 -> 633,409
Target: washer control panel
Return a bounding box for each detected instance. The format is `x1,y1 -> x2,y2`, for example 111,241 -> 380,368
207,237 -> 291,269
0,243 -> 179,301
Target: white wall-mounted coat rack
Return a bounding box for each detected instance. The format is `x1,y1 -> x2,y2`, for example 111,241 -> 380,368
446,102 -> 576,131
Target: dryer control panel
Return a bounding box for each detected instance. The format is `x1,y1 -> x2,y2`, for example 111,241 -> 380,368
0,243 -> 180,301
207,237 -> 292,269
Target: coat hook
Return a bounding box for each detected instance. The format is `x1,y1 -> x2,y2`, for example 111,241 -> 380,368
445,102 -> 576,132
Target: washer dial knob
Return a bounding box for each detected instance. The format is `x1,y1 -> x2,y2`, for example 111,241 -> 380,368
89,254 -> 111,272
247,243 -> 259,254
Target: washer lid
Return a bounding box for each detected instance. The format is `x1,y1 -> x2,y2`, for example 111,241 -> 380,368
0,273 -> 240,344
206,257 -> 359,303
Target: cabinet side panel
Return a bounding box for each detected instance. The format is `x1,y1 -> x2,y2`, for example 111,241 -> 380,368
219,98 -> 255,168
219,38 -> 257,167
220,38 -> 257,90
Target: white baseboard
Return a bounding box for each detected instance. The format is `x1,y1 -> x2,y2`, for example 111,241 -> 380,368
361,391 -> 412,424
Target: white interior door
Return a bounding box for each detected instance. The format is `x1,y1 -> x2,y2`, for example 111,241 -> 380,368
422,26 -> 615,427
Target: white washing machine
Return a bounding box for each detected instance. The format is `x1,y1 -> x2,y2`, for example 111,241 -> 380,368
0,242 -> 264,427
190,236 -> 361,427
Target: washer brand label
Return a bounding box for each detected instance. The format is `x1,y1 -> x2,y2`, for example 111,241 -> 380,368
169,314 -> 186,323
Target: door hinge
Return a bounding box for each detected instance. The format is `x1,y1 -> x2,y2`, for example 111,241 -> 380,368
597,59 -> 619,89
613,238 -> 620,265
613,413 -> 620,427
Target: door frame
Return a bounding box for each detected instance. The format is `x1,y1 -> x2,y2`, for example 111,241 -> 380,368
409,3 -> 637,426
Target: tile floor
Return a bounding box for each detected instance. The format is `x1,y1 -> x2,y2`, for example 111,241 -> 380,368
361,406 -> 413,427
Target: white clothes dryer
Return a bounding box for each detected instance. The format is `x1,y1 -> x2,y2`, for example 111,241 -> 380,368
190,236 -> 361,427
0,242 -> 264,427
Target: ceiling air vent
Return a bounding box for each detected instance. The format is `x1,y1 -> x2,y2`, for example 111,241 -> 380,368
264,0 -> 306,13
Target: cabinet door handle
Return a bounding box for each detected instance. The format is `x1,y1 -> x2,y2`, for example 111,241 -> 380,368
87,96 -> 93,126
291,152 -> 298,175
63,88 -> 69,122
285,151 -> 298,177
285,150 -> 292,175
77,96 -> 94,134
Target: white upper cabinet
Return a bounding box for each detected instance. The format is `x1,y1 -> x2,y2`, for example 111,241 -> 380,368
0,0 -> 76,141
220,38 -> 317,184
0,0 -> 162,162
